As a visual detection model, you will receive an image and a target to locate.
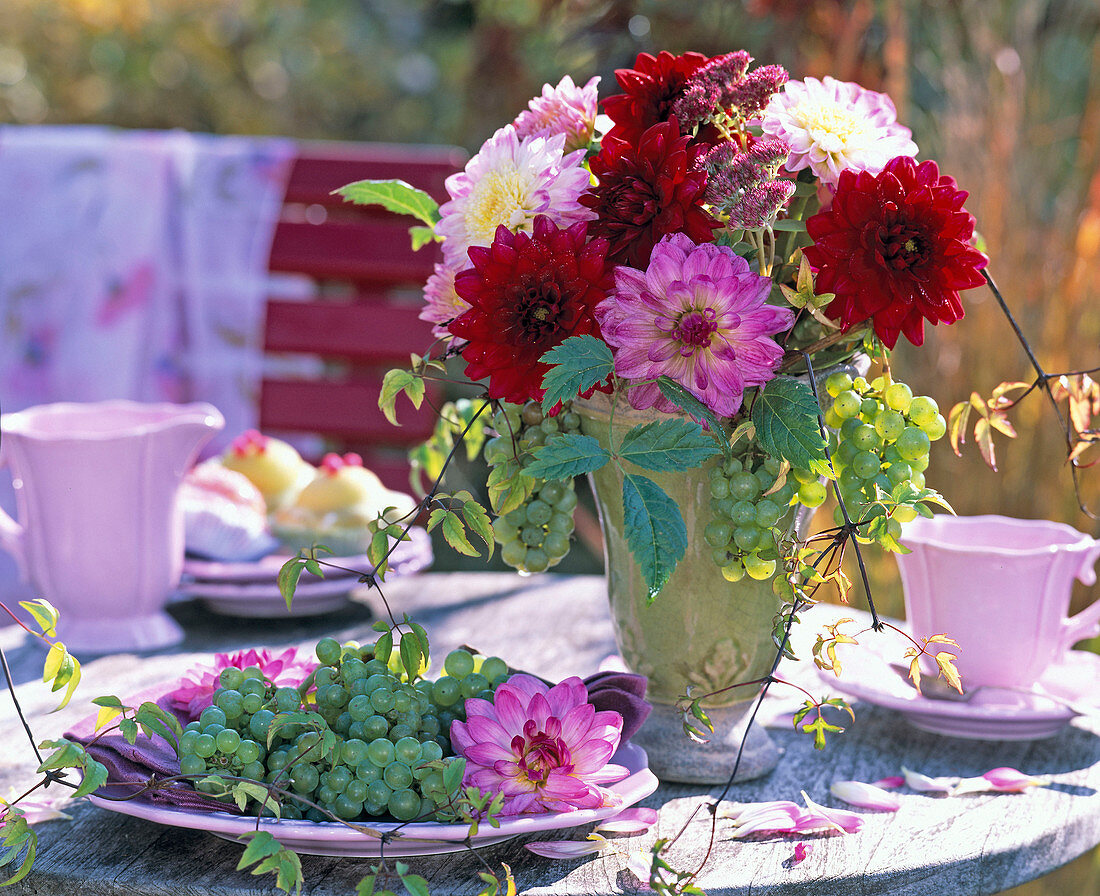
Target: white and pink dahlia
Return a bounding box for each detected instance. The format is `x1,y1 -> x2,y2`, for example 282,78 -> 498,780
450,673 -> 628,816
419,262 -> 469,338
513,75 -> 601,153
597,234 -> 794,418
761,75 -> 917,185
435,125 -> 595,268
168,647 -> 317,722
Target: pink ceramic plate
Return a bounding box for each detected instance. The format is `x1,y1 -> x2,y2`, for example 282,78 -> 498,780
88,742 -> 658,857
823,643 -> 1100,740
178,576 -> 363,617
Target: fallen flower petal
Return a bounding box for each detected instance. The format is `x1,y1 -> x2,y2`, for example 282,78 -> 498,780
626,850 -> 653,885
791,842 -> 813,865
830,780 -> 901,811
728,800 -> 805,836
800,791 -> 864,834
951,767 -> 1051,796
596,807 -> 659,834
873,776 -> 905,789
525,834 -> 609,858
902,766 -> 958,793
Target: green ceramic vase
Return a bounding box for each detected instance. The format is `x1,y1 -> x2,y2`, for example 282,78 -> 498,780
577,392 -> 786,784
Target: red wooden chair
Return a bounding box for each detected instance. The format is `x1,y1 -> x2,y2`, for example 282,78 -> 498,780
259,142 -> 467,492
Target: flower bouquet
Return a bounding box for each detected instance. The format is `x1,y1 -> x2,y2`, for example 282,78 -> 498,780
341,49 -> 992,781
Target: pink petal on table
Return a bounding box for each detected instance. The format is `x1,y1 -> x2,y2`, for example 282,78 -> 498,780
830,780 -> 902,811
791,842 -> 813,865
800,791 -> 864,834
596,807 -> 659,834
525,834 -> 609,858
728,800 -> 805,836
902,767 -> 958,793
873,776 -> 905,789
626,851 -> 656,889
950,767 -> 1051,796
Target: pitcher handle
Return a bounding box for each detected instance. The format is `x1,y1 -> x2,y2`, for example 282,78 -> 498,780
0,447 -> 27,577
1060,541 -> 1100,652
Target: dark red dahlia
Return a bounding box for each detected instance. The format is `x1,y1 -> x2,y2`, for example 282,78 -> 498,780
804,156 -> 988,349
450,216 -> 612,404
603,50 -> 712,146
580,119 -> 720,269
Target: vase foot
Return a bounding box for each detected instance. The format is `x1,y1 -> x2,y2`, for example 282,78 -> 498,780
631,701 -> 779,785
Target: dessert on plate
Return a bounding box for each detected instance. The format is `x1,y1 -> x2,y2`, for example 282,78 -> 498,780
218,430 -> 314,511
271,452 -> 418,556
179,460 -> 279,561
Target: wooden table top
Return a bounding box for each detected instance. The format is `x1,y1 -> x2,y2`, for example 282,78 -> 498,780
2,572 -> 1099,895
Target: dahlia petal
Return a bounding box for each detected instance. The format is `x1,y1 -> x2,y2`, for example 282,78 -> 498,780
465,742 -> 515,766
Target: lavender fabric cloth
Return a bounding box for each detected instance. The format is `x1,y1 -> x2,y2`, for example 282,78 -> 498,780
65,672 -> 652,813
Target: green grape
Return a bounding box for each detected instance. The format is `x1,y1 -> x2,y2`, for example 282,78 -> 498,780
923,414 -> 947,441
886,461 -> 913,485
728,471 -> 760,501
907,395 -> 939,427
896,426 -> 931,462
721,457 -> 743,476
215,728 -> 241,754
289,764 -> 319,794
543,531 -> 571,559
383,761 -> 413,791
218,667 -> 245,690
241,693 -> 263,714
875,409 -> 906,441
797,480 -> 827,508
316,637 -> 342,666
236,739 -> 262,765
443,649 -> 475,679
860,397 -> 881,418
460,672 -> 489,699
731,500 -> 757,526
832,390 -> 861,418
240,678 -> 267,699
721,561 -> 745,582
754,499 -> 782,529
240,760 -> 265,782
708,476 -> 730,499
852,424 -> 879,451
274,687 -> 300,712
825,371 -> 853,397
199,706 -> 227,729
367,737 -> 396,768
180,754 -> 206,776
851,450 -> 881,480
369,687 -> 395,714
733,525 -> 761,551
525,499 -> 552,526
704,520 -> 733,547
523,547 -> 550,573
885,382 -> 913,413
480,656 -> 508,683
345,779 -> 369,803
389,788 -> 421,821
500,540 -> 526,568
743,553 -> 776,580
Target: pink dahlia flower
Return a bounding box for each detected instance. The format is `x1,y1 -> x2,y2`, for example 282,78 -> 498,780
419,262 -> 469,338
761,76 -> 917,186
168,647 -> 317,722
513,75 -> 601,153
435,125 -> 594,268
450,673 -> 628,816
597,233 -> 794,417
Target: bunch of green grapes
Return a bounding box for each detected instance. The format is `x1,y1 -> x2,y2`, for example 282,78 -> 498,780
485,401 -> 580,574
821,372 -> 947,535
704,454 -> 800,584
177,640 -> 509,824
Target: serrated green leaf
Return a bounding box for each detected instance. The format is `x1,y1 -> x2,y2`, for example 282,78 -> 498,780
409,225 -> 437,251
441,511 -> 478,557
618,419 -> 720,472
538,336 -> 614,413
379,369 -> 423,427
374,631 -> 393,663
136,702 -> 183,752
119,718 -> 138,744
461,501 -> 494,558
522,433 -> 609,480
442,757 -> 466,796
621,474 -> 687,602
750,377 -> 828,474
335,179 -> 439,227
71,758 -> 109,798
0,814 -> 36,886
655,378 -> 732,459
399,873 -> 431,896
18,599 -> 58,637
36,739 -> 83,772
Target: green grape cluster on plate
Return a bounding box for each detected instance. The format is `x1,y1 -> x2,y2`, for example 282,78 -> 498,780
177,640 -> 509,824
485,401 -> 579,574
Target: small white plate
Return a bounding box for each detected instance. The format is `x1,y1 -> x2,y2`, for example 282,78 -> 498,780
823,642 -> 1100,740
89,742 -> 658,857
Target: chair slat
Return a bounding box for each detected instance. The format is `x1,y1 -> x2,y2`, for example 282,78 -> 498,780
263,299 -> 433,364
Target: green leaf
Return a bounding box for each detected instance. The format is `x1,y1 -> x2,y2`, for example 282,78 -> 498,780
750,377 -> 829,474
334,179 -> 439,227
442,757 -> 466,796
399,871 -> 431,896
278,558 -> 305,611
379,369 -> 424,427
0,813 -> 36,886
538,335 -> 614,413
373,631 -> 393,663
441,510 -> 479,557
771,218 -> 808,232
237,830 -> 304,895
18,599 -> 58,637
656,378 -> 732,459
409,225 -> 437,251
621,474 -> 687,602
36,738 -> 84,772
71,758 -> 109,798
461,501 -> 495,559
618,419 -> 720,472
135,702 -> 183,752
521,433 -> 609,480
119,718 -> 138,744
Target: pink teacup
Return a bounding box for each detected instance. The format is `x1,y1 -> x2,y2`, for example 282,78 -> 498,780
896,514 -> 1100,690
0,400 -> 224,653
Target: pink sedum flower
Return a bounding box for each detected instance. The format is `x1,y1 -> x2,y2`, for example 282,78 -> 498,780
419,262 -> 470,338
597,233 -> 793,418
435,125 -> 595,268
450,673 -> 628,816
761,76 -> 917,186
168,647 -> 317,722
513,75 -> 601,153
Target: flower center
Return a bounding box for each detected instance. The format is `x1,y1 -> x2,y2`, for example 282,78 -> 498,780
794,98 -> 874,151
876,220 -> 931,273
672,308 -> 720,353
516,280 -> 565,341
464,170 -> 532,244
513,720 -> 571,785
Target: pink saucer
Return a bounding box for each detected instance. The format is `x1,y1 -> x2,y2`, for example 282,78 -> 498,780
823,644 -> 1100,740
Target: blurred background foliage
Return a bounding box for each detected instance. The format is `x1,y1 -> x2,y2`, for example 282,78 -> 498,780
2,2 -> 1099,889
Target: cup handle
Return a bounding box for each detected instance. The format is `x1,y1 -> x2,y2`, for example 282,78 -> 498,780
0,447 -> 27,576
1061,541 -> 1100,651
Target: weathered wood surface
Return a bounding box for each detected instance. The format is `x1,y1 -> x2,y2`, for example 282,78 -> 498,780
2,573 -> 1099,895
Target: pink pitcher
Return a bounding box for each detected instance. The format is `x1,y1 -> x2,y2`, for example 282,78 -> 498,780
0,400 -> 224,653
896,514 -> 1100,689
